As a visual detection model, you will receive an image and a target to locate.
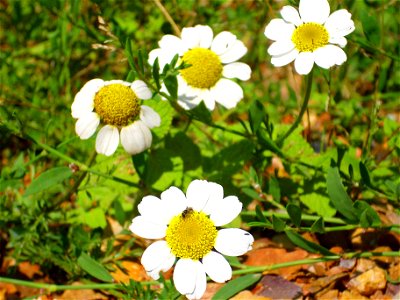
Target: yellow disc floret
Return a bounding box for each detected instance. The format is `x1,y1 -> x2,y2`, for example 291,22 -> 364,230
166,209 -> 217,260
292,22 -> 329,52
180,48 -> 223,89
94,83 -> 140,127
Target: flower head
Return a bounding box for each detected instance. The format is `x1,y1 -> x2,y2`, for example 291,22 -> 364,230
129,180 -> 254,300
71,79 -> 161,156
264,0 -> 355,74
148,25 -> 251,110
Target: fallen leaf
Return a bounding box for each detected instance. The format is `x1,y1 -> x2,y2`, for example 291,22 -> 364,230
347,266 -> 386,296
340,290 -> 369,300
231,290 -> 272,300
388,262 -> 400,282
245,248 -> 308,277
201,282 -> 224,300
255,275 -> 302,299
316,289 -> 339,299
354,258 -> 376,273
111,261 -> 151,283
58,282 -> 108,299
18,261 -> 42,279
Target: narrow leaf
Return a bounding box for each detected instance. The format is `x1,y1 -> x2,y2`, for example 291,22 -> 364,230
249,100 -> 265,133
272,215 -> 286,232
212,274 -> 261,300
359,161 -> 372,187
164,75 -> 178,99
24,167 -> 72,196
310,217 -> 325,233
287,204 -> 302,227
353,200 -> 381,227
187,101 -> 212,124
77,252 -> 113,282
285,230 -> 334,256
152,57 -> 161,90
326,164 -> 358,223
255,205 -> 267,223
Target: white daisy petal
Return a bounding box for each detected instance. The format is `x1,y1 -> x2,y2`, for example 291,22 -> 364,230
120,121 -> 152,155
267,40 -> 296,56
209,196 -> 243,227
160,186 -> 188,221
177,94 -> 203,110
140,105 -> 161,128
271,48 -> 299,67
158,34 -> 187,55
202,251 -> 232,283
173,259 -> 206,300
314,44 -> 347,69
104,79 -> 129,86
294,51 -> 315,75
148,48 -> 176,70
187,180 -> 224,214
75,78 -> 104,107
222,62 -> 251,81
280,5 -> 302,26
211,31 -> 237,56
75,112 -> 100,139
215,228 -> 254,256
71,91 -> 95,118
141,241 -> 175,280
129,216 -> 167,239
211,78 -> 243,109
218,39 -> 248,64
137,195 -> 171,225
299,0 -> 330,24
264,19 -> 295,41
131,80 -> 152,100
95,125 -> 119,156
196,89 -> 215,111
325,9 -> 355,38
182,25 -> 213,49
329,36 -> 348,48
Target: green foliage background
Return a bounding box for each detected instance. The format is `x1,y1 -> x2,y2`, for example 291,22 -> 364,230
0,0 -> 399,298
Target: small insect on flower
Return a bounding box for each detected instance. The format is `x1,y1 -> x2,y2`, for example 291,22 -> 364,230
181,207 -> 194,219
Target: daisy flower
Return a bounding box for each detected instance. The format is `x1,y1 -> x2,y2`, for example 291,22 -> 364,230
129,180 -> 254,300
264,0 -> 355,75
71,79 -> 161,156
148,25 -> 251,110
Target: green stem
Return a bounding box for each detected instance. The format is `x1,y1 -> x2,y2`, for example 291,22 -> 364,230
277,68 -> 314,145
241,210 -> 346,225
0,277 -> 158,292
28,135 -> 139,188
232,251 -> 399,275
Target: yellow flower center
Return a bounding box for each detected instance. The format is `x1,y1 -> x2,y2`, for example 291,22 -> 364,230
291,22 -> 329,52
180,48 -> 223,89
93,83 -> 140,127
165,208 -> 217,260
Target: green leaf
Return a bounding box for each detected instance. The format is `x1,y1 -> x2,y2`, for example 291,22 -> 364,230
286,204 -> 301,227
269,177 -> 281,202
299,193 -> 336,218
359,161 -> 372,187
188,101 -> 212,124
272,215 -> 286,232
359,8 -> 381,45
137,48 -> 145,74
310,217 -> 325,233
212,274 -> 261,300
165,132 -> 201,171
152,57 -> 161,90
24,166 -> 72,196
84,207 -> 107,229
285,230 -> 334,256
353,200 -> 381,227
131,152 -> 148,180
77,252 -> 113,282
144,98 -> 173,140
124,37 -> 136,71
164,75 -> 178,99
326,164 -> 358,223
249,100 -> 265,133
255,205 -> 267,223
